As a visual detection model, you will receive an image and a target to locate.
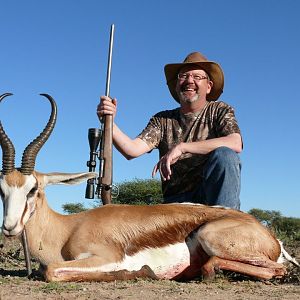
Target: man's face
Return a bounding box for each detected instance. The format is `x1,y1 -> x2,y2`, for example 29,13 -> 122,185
175,65 -> 213,104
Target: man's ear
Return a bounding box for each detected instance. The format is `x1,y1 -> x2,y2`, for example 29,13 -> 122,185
206,80 -> 213,95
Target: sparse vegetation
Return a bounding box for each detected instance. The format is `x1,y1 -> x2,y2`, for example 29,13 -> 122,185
113,178 -> 163,205
62,202 -> 87,214
249,208 -> 300,243
62,178 -> 163,213
35,282 -> 83,293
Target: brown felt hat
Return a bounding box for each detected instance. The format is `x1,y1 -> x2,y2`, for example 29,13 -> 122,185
164,52 -> 224,102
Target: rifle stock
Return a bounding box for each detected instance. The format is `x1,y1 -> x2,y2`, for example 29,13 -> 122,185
99,114 -> 113,204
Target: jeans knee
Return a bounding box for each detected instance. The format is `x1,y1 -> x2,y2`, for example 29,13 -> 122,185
209,147 -> 241,169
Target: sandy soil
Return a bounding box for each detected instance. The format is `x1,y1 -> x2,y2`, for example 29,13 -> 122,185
0,273 -> 299,300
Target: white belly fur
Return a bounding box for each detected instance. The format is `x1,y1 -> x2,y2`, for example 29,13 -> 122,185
99,242 -> 191,279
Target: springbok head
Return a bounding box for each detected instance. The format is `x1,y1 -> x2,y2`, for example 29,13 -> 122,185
0,93 -> 57,236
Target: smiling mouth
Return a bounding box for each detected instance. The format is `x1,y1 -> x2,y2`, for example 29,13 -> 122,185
181,85 -> 197,93
183,90 -> 195,95
181,87 -> 197,97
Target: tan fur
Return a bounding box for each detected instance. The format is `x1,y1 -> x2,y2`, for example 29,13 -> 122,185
5,170 -> 26,187
92,205 -> 265,256
25,197 -> 282,271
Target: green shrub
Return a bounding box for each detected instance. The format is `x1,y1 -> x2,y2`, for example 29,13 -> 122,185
248,208 -> 300,242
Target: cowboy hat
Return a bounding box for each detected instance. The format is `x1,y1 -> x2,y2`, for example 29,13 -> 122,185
164,52 -> 224,102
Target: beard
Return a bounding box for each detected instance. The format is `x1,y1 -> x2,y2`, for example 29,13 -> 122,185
178,91 -> 200,104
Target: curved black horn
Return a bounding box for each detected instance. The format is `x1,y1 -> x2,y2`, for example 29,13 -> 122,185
0,93 -> 16,175
20,94 -> 57,175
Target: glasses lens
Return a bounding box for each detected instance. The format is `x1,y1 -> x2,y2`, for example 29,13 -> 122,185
178,73 -> 207,81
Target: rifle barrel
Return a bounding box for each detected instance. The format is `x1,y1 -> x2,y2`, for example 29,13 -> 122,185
105,24 -> 115,97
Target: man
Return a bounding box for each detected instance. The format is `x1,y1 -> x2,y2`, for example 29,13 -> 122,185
97,52 -> 242,209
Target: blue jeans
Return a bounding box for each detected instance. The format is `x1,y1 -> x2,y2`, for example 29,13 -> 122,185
163,147 -> 241,209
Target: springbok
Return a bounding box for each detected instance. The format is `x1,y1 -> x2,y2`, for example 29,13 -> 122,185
0,93 -> 298,282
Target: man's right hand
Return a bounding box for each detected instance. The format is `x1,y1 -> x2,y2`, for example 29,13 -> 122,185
96,96 -> 153,160
97,96 -> 117,121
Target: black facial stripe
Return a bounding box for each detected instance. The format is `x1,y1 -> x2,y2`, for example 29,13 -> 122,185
27,182 -> 38,198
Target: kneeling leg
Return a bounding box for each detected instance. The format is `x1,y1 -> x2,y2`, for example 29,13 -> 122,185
196,217 -> 285,280
45,256 -> 157,282
201,256 -> 286,281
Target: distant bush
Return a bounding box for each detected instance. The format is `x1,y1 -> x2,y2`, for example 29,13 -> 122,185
62,203 -> 87,214
62,178 -> 163,213
113,178 -> 163,205
248,208 -> 300,242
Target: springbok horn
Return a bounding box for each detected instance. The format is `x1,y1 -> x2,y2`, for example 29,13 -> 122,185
0,93 -> 16,175
20,94 -> 57,175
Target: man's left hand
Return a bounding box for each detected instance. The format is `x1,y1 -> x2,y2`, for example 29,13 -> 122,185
152,144 -> 184,181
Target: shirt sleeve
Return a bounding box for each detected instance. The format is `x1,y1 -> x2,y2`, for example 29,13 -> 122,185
215,102 -> 241,137
137,114 -> 162,150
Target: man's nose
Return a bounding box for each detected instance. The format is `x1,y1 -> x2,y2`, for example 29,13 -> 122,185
186,74 -> 194,83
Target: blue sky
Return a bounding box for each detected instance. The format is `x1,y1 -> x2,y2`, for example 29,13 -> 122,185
1,0 -> 299,219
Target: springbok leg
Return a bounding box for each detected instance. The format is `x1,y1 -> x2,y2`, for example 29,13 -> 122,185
195,215 -> 285,280
44,257 -> 158,282
201,256 -> 286,280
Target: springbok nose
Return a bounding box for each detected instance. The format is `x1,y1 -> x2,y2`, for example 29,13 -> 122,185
3,220 -> 18,232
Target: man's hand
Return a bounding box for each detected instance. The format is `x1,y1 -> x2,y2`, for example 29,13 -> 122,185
152,144 -> 184,181
97,96 -> 117,121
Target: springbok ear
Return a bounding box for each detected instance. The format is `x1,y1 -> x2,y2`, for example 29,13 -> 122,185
43,172 -> 97,186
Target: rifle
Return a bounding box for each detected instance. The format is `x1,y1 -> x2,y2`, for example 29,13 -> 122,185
85,24 -> 115,205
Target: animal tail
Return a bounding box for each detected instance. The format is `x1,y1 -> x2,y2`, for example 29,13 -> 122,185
277,240 -> 300,268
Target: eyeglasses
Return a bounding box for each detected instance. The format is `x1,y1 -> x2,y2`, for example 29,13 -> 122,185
177,73 -> 208,81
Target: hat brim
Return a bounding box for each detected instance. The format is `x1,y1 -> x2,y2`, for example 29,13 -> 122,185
164,61 -> 224,102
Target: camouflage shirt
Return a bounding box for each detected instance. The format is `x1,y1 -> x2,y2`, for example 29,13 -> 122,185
137,101 -> 241,197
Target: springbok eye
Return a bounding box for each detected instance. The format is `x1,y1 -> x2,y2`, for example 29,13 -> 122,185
27,185 -> 38,198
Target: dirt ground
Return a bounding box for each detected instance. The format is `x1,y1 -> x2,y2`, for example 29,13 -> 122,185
0,237 -> 299,300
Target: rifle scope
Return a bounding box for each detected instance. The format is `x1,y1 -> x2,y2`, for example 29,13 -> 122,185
85,128 -> 101,199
